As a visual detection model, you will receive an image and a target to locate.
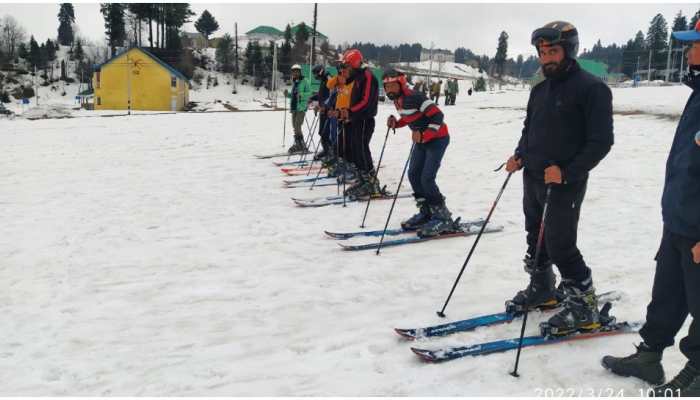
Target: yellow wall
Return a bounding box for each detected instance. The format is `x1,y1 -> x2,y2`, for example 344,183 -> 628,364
93,48 -> 189,111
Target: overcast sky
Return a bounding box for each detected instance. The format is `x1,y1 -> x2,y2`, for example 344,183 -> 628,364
1,2 -> 699,58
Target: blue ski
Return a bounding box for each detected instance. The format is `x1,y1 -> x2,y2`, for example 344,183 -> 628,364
411,320 -> 642,362
394,290 -> 622,340
338,224 -> 504,251
325,218 -> 486,239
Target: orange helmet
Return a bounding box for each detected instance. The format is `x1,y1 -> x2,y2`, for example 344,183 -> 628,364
342,49 -> 363,69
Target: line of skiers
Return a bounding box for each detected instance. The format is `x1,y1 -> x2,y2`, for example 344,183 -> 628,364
283,18 -> 700,395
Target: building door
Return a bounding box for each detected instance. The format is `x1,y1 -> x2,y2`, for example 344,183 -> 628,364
171,96 -> 177,111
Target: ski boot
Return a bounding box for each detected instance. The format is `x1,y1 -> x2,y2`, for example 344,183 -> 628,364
287,134 -> 308,154
601,343 -> 665,386
505,255 -> 557,315
401,196 -> 431,231
540,276 -> 601,336
347,171 -> 382,199
651,362 -> 700,397
417,202 -> 456,238
344,171 -> 367,198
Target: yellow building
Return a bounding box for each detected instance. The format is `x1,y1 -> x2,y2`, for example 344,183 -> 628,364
93,47 -> 190,111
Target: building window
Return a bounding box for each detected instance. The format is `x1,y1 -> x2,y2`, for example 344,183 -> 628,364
96,97 -> 101,105
96,71 -> 100,88
171,77 -> 177,88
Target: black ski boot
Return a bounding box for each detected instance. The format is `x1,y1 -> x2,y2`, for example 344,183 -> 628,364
543,276 -> 600,336
287,134 -> 308,154
344,171 -> 367,198
651,362 -> 700,397
601,343 -> 665,385
418,202 -> 455,238
505,255 -> 557,314
348,170 -> 382,199
401,196 -> 431,231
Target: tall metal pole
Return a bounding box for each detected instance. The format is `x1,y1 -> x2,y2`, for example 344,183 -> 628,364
665,31 -> 673,82
127,53 -> 132,115
311,3 -> 317,65
647,48 -> 652,82
234,22 -> 239,78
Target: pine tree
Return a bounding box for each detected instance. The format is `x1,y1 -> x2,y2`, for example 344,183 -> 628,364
689,10 -> 700,30
494,31 -> 509,77
28,35 -> 41,70
280,24 -> 292,78
73,39 -> 84,62
292,22 -> 309,63
57,3 -> 75,46
45,39 -> 57,62
646,13 -> 669,74
194,9 -> 219,46
100,3 -> 126,57
17,43 -> 28,60
671,11 -> 688,77
215,33 -> 233,72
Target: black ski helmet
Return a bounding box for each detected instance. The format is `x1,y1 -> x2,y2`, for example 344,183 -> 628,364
531,21 -> 579,59
312,64 -> 325,79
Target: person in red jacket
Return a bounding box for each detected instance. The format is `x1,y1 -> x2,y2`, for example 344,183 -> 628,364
384,68 -> 455,237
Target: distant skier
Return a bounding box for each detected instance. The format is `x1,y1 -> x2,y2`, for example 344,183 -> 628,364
602,22 -> 700,396
338,49 -> 381,199
286,64 -> 312,154
503,21 -> 614,334
384,68 -> 455,237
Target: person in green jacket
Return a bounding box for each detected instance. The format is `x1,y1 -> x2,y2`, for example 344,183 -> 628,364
285,64 -> 313,154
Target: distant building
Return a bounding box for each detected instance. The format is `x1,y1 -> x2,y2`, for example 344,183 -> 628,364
246,26 -> 285,42
93,47 -> 190,111
246,23 -> 329,45
420,49 -> 454,63
182,32 -> 207,50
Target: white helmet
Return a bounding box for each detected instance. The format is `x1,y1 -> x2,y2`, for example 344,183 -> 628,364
291,64 -> 302,71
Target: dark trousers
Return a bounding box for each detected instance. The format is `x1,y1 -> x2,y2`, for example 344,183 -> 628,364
338,122 -> 352,162
523,171 -> 591,282
640,227 -> 700,366
318,115 -> 331,151
350,118 -> 375,173
408,136 -> 449,205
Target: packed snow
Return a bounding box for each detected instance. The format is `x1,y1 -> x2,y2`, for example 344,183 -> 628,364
0,83 -> 694,395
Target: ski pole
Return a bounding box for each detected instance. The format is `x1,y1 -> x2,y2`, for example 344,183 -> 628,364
342,123 -> 348,207
305,117 -> 330,176
510,184 -> 553,378
436,168 -> 513,318
299,113 -> 319,163
376,142 -> 415,255
335,119 -> 341,196
360,127 -> 394,228
282,94 -> 287,148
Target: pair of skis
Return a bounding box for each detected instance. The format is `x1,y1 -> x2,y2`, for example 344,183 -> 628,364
292,192 -> 411,207
324,218 -> 503,251
395,291 -> 641,362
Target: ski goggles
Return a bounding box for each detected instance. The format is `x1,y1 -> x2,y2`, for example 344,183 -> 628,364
531,27 -> 566,47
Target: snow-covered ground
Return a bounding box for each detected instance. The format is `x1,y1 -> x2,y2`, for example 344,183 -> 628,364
0,84 -> 694,395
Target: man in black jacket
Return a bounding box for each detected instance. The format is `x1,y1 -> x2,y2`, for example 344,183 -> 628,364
602,22 -> 700,396
504,21 -> 614,334
338,49 -> 380,199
